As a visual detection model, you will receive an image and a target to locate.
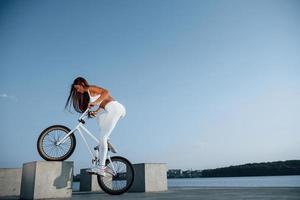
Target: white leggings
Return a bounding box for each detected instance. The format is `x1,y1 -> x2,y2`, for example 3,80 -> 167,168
95,100 -> 126,166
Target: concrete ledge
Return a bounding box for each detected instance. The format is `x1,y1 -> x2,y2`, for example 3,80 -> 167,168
0,168 -> 22,198
79,168 -> 103,192
20,161 -> 73,199
128,163 -> 168,192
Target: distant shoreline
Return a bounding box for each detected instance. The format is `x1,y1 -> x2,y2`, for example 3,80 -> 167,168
167,174 -> 300,179
167,160 -> 300,178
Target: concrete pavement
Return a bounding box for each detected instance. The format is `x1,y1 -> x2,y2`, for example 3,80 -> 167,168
1,187 -> 300,199
71,187 -> 300,200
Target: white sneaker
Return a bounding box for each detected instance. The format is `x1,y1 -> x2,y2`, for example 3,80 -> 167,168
86,166 -> 107,176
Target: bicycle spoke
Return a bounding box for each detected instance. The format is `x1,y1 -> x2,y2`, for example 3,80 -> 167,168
103,177 -> 112,188
45,135 -> 56,143
115,180 -> 120,190
58,145 -> 67,156
116,161 -> 121,172
99,157 -> 134,193
47,145 -> 56,157
56,146 -> 63,156
54,130 -> 58,142
41,129 -> 73,159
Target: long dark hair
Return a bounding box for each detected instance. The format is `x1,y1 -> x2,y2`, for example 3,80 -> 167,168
64,77 -> 90,114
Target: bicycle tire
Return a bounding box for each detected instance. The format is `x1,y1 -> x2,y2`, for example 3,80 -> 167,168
97,156 -> 135,195
37,125 -> 76,161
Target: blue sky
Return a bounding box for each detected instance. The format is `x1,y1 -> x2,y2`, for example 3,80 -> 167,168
1,0 -> 299,174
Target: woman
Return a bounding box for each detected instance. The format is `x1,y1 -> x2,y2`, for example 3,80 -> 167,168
65,77 -> 126,176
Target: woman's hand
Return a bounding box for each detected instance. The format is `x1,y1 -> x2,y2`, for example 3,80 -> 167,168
88,111 -> 97,117
88,102 -> 96,108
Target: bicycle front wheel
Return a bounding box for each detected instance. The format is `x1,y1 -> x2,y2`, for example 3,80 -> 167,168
97,156 -> 135,195
37,125 -> 76,161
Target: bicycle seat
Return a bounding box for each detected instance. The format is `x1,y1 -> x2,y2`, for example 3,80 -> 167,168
94,140 -> 117,153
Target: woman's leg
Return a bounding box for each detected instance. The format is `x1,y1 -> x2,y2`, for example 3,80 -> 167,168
97,102 -> 125,166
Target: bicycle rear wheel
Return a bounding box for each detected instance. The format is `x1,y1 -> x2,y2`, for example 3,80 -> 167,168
97,156 -> 135,195
37,125 -> 76,161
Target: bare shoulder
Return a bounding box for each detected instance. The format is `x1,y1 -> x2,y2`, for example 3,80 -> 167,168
89,85 -> 108,94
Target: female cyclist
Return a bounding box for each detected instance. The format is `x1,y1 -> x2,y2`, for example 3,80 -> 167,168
64,77 -> 126,176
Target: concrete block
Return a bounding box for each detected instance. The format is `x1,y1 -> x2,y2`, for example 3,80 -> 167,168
0,168 -> 22,198
20,161 -> 73,199
79,168 -> 102,192
128,163 -> 168,192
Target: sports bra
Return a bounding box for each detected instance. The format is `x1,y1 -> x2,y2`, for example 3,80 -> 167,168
87,88 -> 101,105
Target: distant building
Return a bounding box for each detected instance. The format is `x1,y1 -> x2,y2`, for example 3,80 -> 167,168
167,169 -> 182,178
182,169 -> 192,178
168,169 -> 203,178
191,170 -> 202,177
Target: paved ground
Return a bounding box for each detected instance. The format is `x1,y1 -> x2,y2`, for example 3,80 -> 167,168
2,187 -> 299,199
71,187 -> 300,200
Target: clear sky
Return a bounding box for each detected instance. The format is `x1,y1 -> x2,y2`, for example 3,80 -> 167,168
1,0 -> 299,174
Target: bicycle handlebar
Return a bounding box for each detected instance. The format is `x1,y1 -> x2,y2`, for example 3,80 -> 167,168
79,107 -> 92,121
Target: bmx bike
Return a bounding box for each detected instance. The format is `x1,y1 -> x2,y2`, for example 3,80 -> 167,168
36,107 -> 135,195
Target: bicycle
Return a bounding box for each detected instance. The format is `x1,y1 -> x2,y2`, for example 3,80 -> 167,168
36,107 -> 135,195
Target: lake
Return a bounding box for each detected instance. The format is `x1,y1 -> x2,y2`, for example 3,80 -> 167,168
72,175 -> 300,191
168,175 -> 300,187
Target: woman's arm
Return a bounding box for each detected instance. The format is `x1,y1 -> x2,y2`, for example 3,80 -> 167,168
94,89 -> 109,105
94,105 -> 102,112
88,85 -> 110,107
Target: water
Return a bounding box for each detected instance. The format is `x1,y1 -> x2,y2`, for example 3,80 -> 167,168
72,175 -> 300,191
73,182 -> 80,191
168,175 -> 300,187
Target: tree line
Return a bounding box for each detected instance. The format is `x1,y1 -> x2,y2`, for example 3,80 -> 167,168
167,160 -> 300,178
201,160 -> 300,177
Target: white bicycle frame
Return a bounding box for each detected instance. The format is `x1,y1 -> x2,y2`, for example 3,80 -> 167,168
56,107 -> 117,175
